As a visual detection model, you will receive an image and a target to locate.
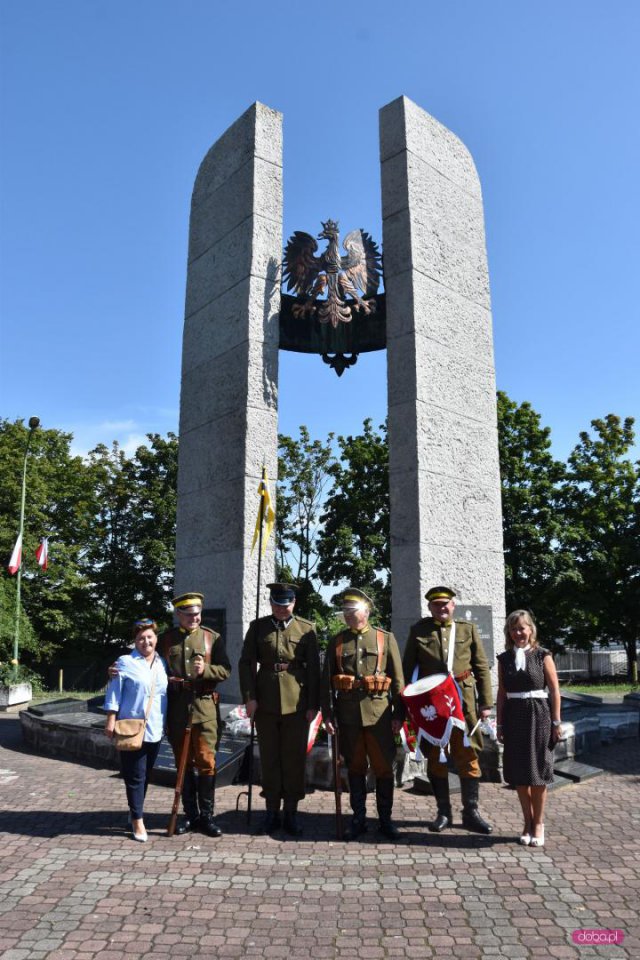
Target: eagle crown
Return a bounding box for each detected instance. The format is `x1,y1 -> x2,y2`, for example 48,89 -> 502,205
318,219 -> 339,240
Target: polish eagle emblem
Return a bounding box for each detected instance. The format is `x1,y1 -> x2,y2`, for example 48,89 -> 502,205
282,219 -> 382,327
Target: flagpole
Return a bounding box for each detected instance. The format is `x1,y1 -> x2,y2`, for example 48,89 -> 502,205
255,465 -> 267,620
13,417 -> 40,681
246,465 -> 267,825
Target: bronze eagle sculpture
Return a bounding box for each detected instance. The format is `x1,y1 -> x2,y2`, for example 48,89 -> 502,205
282,219 -> 382,327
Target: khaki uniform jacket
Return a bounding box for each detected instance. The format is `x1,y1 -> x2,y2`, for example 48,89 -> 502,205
402,618 -> 493,750
162,626 -> 232,726
238,615 -> 320,716
321,625 -> 404,729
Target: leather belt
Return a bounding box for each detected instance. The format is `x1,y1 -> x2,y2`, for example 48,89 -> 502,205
168,677 -> 220,698
455,670 -> 472,682
266,662 -> 291,673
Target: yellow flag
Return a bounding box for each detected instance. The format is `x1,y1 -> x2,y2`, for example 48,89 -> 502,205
251,470 -> 276,556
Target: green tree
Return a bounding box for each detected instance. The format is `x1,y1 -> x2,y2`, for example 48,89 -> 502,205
128,433 -> 178,621
82,434 -> 178,645
559,414 -> 640,678
497,392 -> 568,641
277,427 -> 335,583
0,419 -> 96,665
317,419 -> 390,619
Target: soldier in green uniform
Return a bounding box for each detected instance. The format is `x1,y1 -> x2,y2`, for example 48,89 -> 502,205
322,588 -> 405,841
239,583 -> 320,836
402,585 -> 493,835
162,592 -> 232,838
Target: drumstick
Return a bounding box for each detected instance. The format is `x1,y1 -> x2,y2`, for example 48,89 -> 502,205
468,719 -> 482,738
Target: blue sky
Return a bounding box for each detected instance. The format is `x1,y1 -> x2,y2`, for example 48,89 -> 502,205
1,1 -> 638,461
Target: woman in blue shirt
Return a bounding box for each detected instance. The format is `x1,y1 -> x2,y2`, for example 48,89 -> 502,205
104,619 -> 168,842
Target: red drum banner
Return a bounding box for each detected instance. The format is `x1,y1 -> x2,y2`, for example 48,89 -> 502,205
401,672 -> 467,757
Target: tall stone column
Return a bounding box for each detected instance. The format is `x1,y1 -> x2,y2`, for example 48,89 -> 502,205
380,96 -> 505,655
175,103 -> 282,697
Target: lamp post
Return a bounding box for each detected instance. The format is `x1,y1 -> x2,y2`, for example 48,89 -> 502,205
13,416 -> 40,681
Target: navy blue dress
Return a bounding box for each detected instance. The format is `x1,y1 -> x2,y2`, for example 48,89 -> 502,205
498,647 -> 554,786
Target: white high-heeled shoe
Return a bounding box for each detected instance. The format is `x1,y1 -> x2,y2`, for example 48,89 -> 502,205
519,831 -> 531,846
132,828 -> 148,843
530,826 -> 545,847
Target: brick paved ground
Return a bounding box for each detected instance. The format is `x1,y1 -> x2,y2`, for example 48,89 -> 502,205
0,713 -> 638,960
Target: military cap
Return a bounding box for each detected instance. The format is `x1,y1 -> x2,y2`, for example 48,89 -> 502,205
267,582 -> 297,605
425,585 -> 457,602
341,587 -> 375,611
172,592 -> 204,610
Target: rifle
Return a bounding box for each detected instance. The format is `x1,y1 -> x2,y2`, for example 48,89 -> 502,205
167,699 -> 193,837
331,712 -> 343,840
246,714 -> 255,825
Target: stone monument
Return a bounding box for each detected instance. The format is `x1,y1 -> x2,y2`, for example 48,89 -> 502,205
175,96 -> 505,697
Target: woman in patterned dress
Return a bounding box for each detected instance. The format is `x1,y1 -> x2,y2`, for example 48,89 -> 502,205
496,610 -> 562,847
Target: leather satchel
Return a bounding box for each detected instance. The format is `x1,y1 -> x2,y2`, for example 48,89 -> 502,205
113,717 -> 146,751
113,660 -> 158,751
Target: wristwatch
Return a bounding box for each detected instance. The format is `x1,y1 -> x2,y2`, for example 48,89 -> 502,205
552,720 -> 562,727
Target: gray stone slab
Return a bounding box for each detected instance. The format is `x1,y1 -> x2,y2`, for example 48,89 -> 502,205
561,690 -> 603,705
27,699 -> 89,717
553,759 -> 604,783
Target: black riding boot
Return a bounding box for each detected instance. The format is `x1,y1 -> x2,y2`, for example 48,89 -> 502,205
257,800 -> 281,835
175,769 -> 199,835
461,778 -> 492,834
283,800 -> 303,837
376,777 -> 399,840
344,773 -> 367,841
198,775 -> 223,838
428,777 -> 453,833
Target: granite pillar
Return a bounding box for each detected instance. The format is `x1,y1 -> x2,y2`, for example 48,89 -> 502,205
175,103 -> 282,697
380,96 -> 505,656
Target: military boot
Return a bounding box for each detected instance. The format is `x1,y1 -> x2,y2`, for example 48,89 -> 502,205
282,800 -> 303,837
175,770 -> 199,835
461,778 -> 492,834
376,777 -> 400,840
197,775 -> 223,838
256,801 -> 281,835
428,777 -> 453,833
344,773 -> 367,841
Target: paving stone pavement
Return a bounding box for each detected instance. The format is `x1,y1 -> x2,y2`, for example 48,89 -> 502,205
0,713 -> 638,959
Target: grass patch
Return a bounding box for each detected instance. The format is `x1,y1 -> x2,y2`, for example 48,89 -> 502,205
30,689 -> 105,704
560,682 -> 638,696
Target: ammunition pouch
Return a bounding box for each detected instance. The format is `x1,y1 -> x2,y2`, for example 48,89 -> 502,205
332,674 -> 357,692
361,674 -> 392,694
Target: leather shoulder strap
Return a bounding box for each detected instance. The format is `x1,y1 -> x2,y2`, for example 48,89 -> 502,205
202,630 -> 213,664
375,629 -> 385,674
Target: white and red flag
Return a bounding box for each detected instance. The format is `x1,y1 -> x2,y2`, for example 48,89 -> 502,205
7,534 -> 22,575
35,537 -> 49,571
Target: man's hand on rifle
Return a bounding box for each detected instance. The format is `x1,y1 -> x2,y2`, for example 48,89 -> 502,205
245,699 -> 258,720
325,719 -> 336,736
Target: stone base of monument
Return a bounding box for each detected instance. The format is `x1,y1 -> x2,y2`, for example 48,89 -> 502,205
0,682 -> 32,710
19,700 -> 249,788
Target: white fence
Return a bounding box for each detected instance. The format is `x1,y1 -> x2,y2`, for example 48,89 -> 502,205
555,649 -> 633,679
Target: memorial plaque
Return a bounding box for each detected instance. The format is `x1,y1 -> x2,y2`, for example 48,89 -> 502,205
456,604 -> 494,664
